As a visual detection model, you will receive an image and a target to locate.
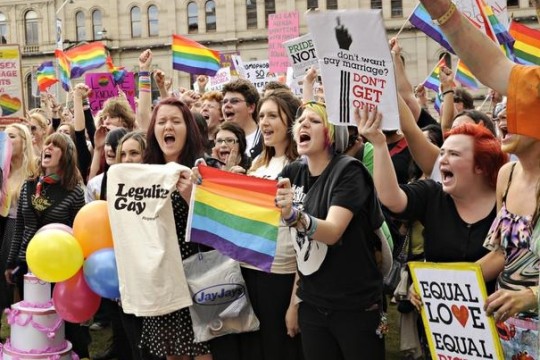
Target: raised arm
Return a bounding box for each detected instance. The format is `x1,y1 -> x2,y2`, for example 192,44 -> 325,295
302,66 -> 317,102
356,107 -> 408,213
390,38 -> 422,121
136,49 -> 153,132
439,65 -> 456,133
419,0 -> 513,95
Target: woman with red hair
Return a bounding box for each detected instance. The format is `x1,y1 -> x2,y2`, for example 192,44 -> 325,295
358,100 -> 508,297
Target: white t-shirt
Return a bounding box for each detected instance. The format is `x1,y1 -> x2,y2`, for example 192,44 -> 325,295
245,156 -> 296,274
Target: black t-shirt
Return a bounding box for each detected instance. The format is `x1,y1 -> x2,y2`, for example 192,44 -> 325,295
281,155 -> 383,311
417,108 -> 439,128
388,140 -> 412,185
398,179 -> 495,263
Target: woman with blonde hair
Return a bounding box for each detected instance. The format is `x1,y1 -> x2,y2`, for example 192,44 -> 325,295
0,124 -> 38,321
27,112 -> 49,156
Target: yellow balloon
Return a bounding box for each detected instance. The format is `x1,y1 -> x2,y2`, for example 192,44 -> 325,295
27,229 -> 84,283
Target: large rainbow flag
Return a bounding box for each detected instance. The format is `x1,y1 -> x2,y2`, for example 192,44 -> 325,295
186,165 -> 280,272
65,42 -> 107,78
172,34 -> 220,76
36,61 -> 58,92
509,21 -> 540,65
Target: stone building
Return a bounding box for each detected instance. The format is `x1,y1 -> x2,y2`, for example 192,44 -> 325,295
0,0 -> 536,109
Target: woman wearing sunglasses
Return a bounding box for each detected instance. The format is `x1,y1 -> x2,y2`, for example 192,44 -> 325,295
275,101 -> 387,360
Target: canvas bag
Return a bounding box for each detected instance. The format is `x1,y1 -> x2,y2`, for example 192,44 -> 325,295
107,163 -> 192,316
183,250 -> 260,342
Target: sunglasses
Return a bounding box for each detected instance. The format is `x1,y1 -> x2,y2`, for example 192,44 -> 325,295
30,125 -> 37,132
222,98 -> 246,105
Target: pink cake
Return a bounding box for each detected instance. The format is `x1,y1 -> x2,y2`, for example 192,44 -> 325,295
0,274 -> 77,360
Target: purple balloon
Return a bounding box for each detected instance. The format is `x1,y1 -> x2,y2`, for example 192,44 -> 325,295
83,248 -> 120,299
37,223 -> 73,235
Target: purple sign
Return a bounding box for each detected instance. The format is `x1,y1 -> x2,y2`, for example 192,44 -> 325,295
85,72 -> 136,116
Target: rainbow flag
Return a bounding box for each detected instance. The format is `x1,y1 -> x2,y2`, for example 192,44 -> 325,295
433,92 -> 442,114
509,21 -> 540,65
65,42 -> 107,78
455,60 -> 479,89
36,61 -> 58,92
187,165 -> 280,272
172,34 -> 220,76
474,0 -> 514,60
106,57 -> 127,85
409,4 -> 455,54
55,49 -> 71,91
423,58 -> 446,92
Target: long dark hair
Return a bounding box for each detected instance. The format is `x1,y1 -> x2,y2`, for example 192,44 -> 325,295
143,98 -> 204,167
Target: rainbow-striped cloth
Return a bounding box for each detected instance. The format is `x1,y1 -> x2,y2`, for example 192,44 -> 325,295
187,165 -> 280,272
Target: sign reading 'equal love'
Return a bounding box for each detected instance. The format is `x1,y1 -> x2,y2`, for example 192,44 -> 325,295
409,262 -> 504,360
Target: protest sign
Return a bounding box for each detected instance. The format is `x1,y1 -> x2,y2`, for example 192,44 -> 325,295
220,51 -> 240,77
306,10 -> 399,128
208,67 -> 231,91
284,33 -> 319,78
231,55 -> 247,79
456,0 -> 509,30
268,10 -> 300,74
85,72 -> 136,116
0,45 -> 24,123
243,60 -> 277,94
409,262 -> 504,360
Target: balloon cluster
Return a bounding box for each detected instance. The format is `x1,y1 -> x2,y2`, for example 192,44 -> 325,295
26,200 -> 120,323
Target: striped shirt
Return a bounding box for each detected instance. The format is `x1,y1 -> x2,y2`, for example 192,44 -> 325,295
7,179 -> 85,268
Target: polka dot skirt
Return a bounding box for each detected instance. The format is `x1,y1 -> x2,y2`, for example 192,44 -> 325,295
139,192 -> 210,357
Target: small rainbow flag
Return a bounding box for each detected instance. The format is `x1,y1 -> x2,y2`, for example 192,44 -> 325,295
36,61 -> 58,92
172,34 -> 220,76
106,57 -> 127,85
433,92 -> 442,115
55,49 -> 71,91
65,42 -> 107,79
474,0 -> 514,60
187,165 -> 280,272
409,4 -> 455,54
455,60 -> 479,90
509,21 -> 540,65
423,58 -> 446,93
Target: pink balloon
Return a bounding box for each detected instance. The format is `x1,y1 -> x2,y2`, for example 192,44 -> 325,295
37,223 -> 73,235
53,269 -> 101,323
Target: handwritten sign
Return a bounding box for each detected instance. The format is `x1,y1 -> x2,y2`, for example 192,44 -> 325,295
85,72 -> 136,116
284,33 -> 319,78
243,60 -> 277,94
268,10 -> 300,74
409,262 -> 504,360
306,10 -> 398,128
209,67 -> 232,91
0,45 -> 24,121
456,0 -> 509,30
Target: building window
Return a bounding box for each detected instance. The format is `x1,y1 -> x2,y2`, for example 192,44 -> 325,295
26,73 -> 39,110
0,12 -> 7,44
246,0 -> 257,29
75,11 -> 86,42
25,10 -> 39,45
307,0 -> 318,10
206,1 -> 216,32
187,2 -> 198,33
370,0 -> 382,9
508,0 -> 518,7
131,6 -> 141,38
148,5 -> 158,36
92,10 -> 103,40
265,0 -> 275,27
391,0 -> 402,17
327,0 -> 338,10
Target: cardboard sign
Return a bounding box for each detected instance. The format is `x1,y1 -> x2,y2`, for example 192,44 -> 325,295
409,262 -> 504,360
231,55 -> 247,79
0,45 -> 24,121
306,10 -> 399,128
284,33 -> 319,78
220,51 -> 240,77
268,10 -> 300,74
243,60 -> 277,94
209,67 -> 232,91
85,72 -> 136,116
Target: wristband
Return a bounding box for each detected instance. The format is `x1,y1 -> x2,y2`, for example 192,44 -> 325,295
442,89 -> 455,96
139,75 -> 151,93
139,71 -> 150,76
305,214 -> 318,238
435,2 -> 457,26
